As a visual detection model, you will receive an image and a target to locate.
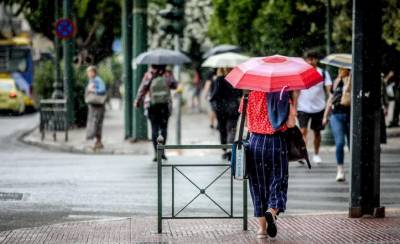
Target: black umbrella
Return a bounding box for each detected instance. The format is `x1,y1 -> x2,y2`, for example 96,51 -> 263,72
202,44 -> 241,59
133,48 -> 191,66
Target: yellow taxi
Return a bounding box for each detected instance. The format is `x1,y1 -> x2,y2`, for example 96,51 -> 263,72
0,77 -> 27,114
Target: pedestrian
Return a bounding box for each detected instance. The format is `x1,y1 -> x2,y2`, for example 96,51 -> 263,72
134,65 -> 178,162
191,69 -> 202,112
203,69 -> 217,129
209,67 -> 242,159
386,70 -> 400,127
381,73 -> 389,143
244,90 -> 298,239
85,65 -> 106,150
297,51 -> 332,164
323,68 -> 351,181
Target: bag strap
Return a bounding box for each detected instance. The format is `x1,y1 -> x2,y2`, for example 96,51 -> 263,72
238,93 -> 249,141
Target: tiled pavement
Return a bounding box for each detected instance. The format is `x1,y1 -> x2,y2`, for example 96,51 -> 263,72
1,211 -> 400,244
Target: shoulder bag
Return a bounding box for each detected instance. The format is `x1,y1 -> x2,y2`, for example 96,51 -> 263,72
231,93 -> 249,180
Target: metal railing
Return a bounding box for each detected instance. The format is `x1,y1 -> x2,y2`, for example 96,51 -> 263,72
157,143 -> 248,234
39,99 -> 68,142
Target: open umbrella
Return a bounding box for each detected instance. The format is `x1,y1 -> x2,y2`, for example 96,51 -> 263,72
320,53 -> 352,69
133,48 -> 191,66
202,44 -> 240,59
201,52 -> 250,68
225,55 -> 323,92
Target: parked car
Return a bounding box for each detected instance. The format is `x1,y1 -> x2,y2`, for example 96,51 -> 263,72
0,77 -> 28,114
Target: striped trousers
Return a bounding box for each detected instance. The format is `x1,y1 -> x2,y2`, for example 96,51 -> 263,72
247,133 -> 289,217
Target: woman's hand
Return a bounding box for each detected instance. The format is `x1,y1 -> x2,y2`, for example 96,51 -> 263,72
322,116 -> 329,127
286,104 -> 297,128
133,100 -> 140,109
87,82 -> 96,92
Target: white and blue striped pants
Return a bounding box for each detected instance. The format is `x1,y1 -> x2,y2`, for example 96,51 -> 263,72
248,132 -> 289,217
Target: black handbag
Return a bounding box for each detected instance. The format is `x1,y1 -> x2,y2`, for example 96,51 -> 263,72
285,126 -> 311,169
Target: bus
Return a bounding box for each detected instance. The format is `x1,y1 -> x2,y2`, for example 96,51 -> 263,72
0,34 -> 35,113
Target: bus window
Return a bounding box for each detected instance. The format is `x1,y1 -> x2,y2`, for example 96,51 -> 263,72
10,49 -> 28,73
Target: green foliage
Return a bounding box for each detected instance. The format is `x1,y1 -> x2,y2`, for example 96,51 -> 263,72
383,0 -> 400,51
209,0 -> 326,56
5,0 -> 121,64
73,66 -> 88,127
33,60 -> 55,100
209,0 -> 400,59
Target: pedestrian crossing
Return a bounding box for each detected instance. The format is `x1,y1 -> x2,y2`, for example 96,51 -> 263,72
161,153 -> 400,217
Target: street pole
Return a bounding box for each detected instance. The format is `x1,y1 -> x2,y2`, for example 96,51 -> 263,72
326,0 -> 332,55
349,0 -> 384,218
52,0 -> 63,99
321,0 -> 335,146
122,0 -> 133,139
63,0 -> 74,125
174,34 -> 182,145
132,0 -> 148,141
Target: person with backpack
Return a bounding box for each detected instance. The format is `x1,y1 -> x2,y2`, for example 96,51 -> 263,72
323,67 -> 351,181
134,65 -> 178,161
209,67 -> 242,159
297,51 -> 332,164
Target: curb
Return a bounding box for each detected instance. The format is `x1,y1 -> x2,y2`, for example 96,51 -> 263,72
21,128 -> 152,155
20,127 -> 400,155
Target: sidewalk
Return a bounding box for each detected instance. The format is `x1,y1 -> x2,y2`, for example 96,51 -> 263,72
1,211 -> 400,243
23,100 -> 220,155
23,99 -> 400,155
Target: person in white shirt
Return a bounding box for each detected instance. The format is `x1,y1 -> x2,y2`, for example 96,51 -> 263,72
297,52 -> 332,164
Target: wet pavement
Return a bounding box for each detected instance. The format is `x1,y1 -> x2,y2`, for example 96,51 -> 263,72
1,110 -> 400,243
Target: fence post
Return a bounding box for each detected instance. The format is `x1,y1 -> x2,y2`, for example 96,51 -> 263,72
243,179 -> 248,230
157,136 -> 164,234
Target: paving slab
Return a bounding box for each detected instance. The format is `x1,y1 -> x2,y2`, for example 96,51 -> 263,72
1,211 -> 400,244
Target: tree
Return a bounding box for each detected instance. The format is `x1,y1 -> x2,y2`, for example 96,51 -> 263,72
2,0 -> 121,64
208,0 -> 327,56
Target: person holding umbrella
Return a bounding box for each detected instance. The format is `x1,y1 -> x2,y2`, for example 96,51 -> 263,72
225,55 -> 323,239
202,52 -> 249,159
134,65 -> 177,161
209,67 -> 242,159
321,54 -> 352,182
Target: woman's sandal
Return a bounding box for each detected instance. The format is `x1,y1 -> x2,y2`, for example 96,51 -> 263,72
256,230 -> 267,239
265,211 -> 277,237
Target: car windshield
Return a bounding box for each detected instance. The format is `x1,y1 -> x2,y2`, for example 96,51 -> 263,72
0,82 -> 13,91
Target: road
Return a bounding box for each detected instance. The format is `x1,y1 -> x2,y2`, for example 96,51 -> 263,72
0,113 -> 399,231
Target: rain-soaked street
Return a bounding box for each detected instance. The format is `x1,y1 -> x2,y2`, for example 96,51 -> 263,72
1,113 -> 400,231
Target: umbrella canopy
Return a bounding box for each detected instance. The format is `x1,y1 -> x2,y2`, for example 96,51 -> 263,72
202,44 -> 240,59
225,55 -> 323,92
201,52 -> 250,68
320,53 -> 352,69
133,48 -> 191,66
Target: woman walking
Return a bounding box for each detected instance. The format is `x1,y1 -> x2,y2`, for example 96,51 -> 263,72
209,67 -> 242,159
244,90 -> 298,239
85,66 -> 106,150
134,65 -> 177,161
323,68 -> 351,181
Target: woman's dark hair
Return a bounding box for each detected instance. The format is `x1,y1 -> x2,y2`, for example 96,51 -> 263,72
304,51 -> 320,60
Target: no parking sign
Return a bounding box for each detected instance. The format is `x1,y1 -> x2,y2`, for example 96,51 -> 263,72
55,18 -> 76,39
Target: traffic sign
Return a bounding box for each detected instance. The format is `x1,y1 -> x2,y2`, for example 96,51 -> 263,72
55,18 -> 76,39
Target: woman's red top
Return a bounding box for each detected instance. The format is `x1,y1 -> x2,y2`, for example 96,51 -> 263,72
240,91 -> 288,135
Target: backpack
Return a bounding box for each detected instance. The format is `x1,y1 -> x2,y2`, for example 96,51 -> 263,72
149,75 -> 171,105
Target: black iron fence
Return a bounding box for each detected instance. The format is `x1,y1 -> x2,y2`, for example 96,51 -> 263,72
157,143 -> 248,233
39,99 -> 68,142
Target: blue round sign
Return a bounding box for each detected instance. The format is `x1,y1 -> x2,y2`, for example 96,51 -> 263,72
55,18 -> 76,39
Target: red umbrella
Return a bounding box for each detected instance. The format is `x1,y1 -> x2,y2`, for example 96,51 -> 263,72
225,55 -> 323,92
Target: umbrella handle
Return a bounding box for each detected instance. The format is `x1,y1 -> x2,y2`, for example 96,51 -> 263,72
279,86 -> 288,100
